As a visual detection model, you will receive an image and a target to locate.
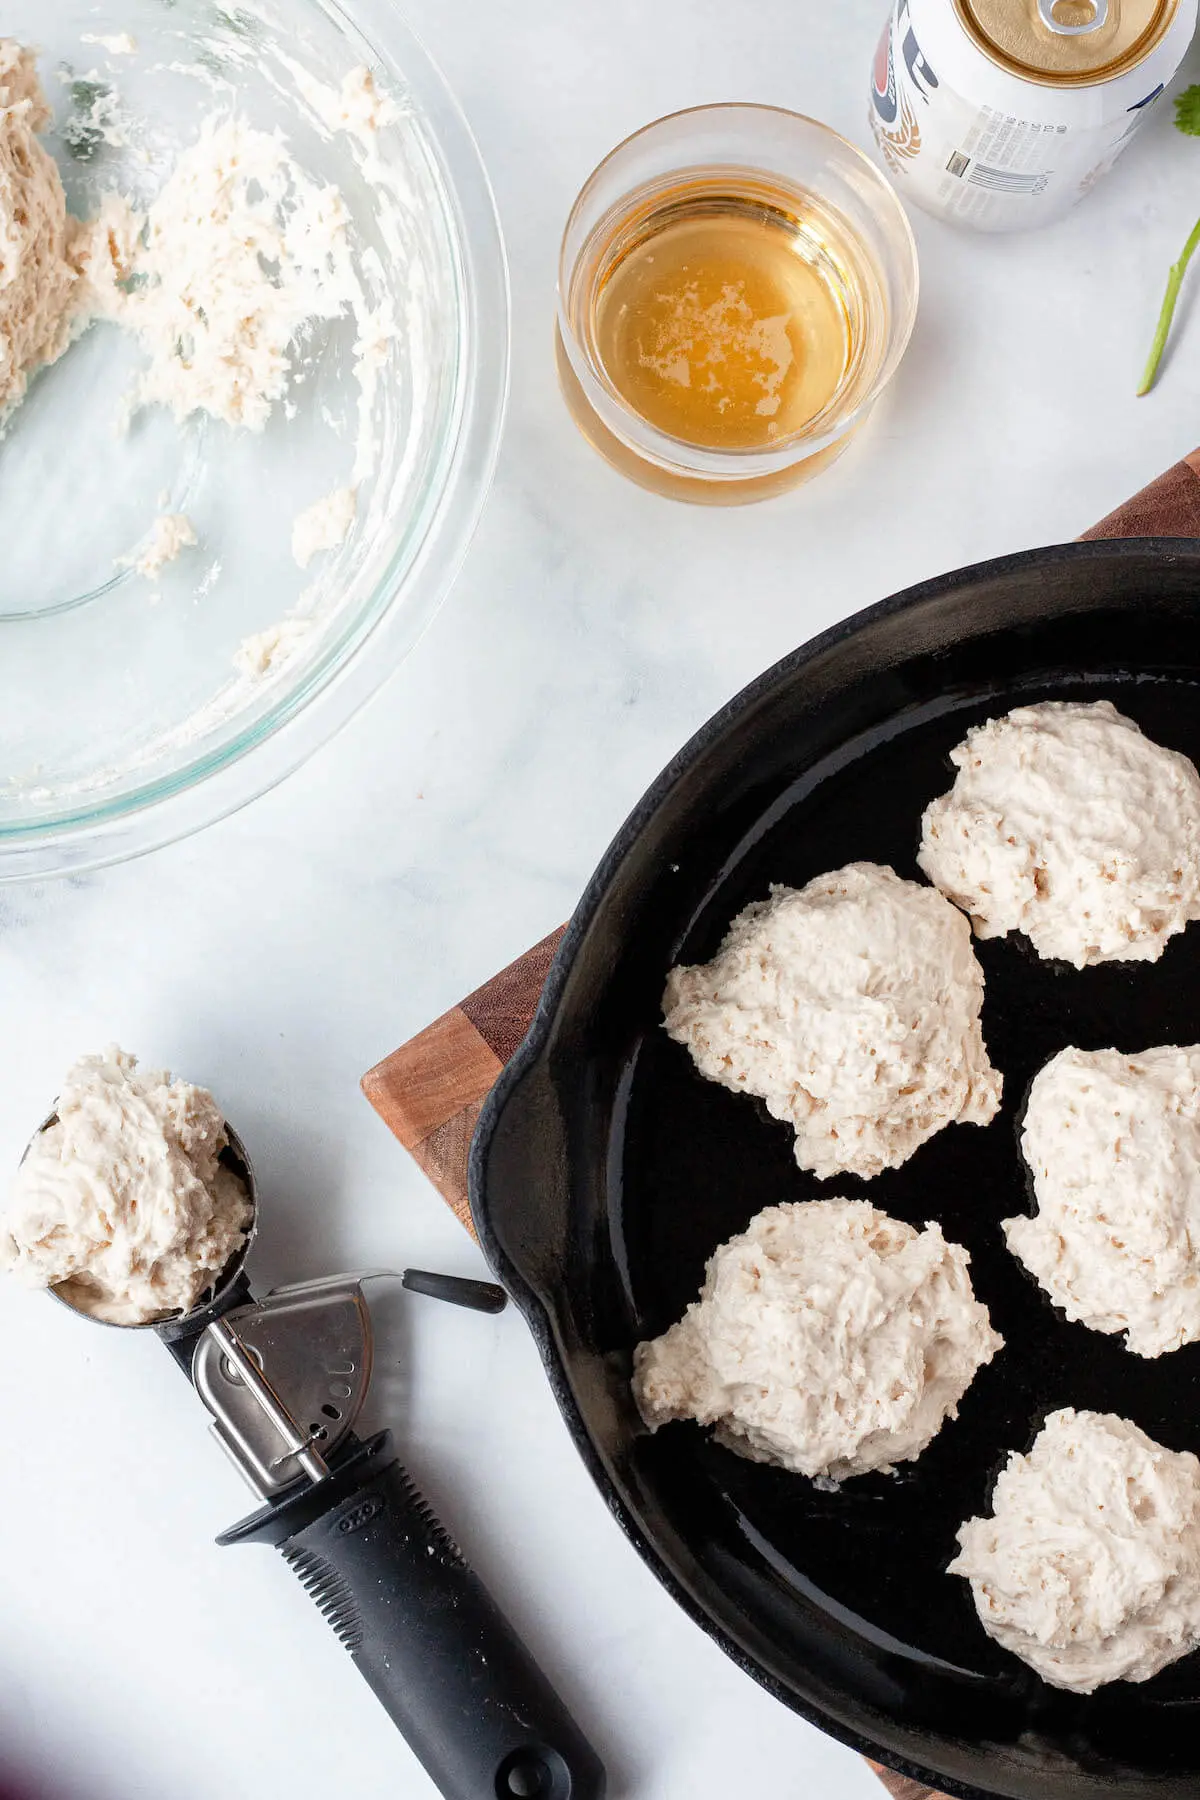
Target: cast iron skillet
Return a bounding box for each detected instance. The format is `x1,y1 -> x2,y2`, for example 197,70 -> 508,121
469,539 -> 1200,1800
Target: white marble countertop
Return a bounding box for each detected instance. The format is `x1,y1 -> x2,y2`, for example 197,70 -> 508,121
5,1 -> 1200,1795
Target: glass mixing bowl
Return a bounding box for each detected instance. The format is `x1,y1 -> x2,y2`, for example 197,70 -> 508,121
0,0 -> 508,878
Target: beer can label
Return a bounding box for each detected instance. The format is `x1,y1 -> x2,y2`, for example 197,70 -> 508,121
870,0 -> 1172,227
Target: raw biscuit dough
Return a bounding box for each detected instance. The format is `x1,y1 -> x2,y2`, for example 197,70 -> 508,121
119,512 -> 197,579
662,862 -> 1002,1180
632,1199 -> 1003,1482
0,42 -> 83,415
292,485 -> 356,568
919,700 -> 1200,968
234,618 -> 313,678
75,115 -> 364,431
1006,1044 -> 1200,1358
950,1409 -> 1200,1692
80,33 -> 138,56
0,1046 -> 252,1324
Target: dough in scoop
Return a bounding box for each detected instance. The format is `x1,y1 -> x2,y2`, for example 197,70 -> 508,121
919,700 -> 1200,968
0,1046 -> 252,1324
1006,1044 -> 1200,1359
632,1199 -> 1002,1482
662,862 -> 1002,1180
950,1409 -> 1200,1692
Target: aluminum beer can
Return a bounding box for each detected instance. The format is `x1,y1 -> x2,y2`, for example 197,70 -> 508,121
870,0 -> 1197,230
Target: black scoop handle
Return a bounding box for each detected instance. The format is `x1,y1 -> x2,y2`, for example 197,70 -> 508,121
220,1432 -> 604,1800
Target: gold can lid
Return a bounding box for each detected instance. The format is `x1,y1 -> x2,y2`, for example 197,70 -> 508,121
955,0 -> 1177,83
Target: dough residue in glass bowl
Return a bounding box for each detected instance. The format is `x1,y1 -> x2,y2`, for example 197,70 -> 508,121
950,1409 -> 1200,1692
75,112 -> 377,440
632,1199 -> 1003,1483
117,512 -> 197,580
291,483 -> 357,569
79,33 -> 137,58
0,43 -> 87,415
0,34 -> 403,672
0,1046 -> 252,1325
662,861 -> 1002,1180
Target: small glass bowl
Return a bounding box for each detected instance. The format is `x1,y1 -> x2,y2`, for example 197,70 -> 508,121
556,104 -> 919,505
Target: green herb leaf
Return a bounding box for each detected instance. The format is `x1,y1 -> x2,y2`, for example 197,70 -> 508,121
1138,215 -> 1200,393
1176,84 -> 1200,136
1139,87 -> 1200,389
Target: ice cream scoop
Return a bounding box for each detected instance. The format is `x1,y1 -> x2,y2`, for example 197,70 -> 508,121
17,1096 -> 603,1800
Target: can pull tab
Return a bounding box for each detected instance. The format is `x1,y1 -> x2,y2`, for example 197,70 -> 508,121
1038,0 -> 1109,34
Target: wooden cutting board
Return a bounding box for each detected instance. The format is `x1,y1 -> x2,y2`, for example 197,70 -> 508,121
362,450 -> 1200,1800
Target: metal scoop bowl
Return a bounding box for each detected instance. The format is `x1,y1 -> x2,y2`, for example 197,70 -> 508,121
24,1112 -> 259,1332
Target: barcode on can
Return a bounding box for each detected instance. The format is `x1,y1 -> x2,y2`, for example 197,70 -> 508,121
946,150 -> 971,178
965,162 -> 1043,192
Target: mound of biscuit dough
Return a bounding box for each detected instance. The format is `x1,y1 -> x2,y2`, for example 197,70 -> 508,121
662,862 -> 1002,1181
0,42 -> 85,414
919,700 -> 1200,968
632,1199 -> 1003,1483
950,1409 -> 1200,1692
1006,1044 -> 1200,1359
0,1047 -> 252,1324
